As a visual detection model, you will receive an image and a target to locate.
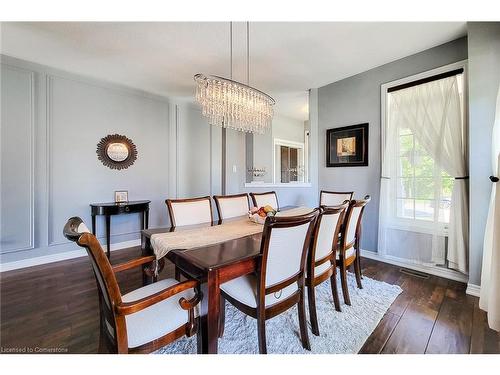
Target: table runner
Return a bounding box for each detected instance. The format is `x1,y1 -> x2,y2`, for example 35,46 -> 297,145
150,206 -> 314,260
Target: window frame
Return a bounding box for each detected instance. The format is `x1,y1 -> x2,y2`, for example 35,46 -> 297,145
380,60 -> 468,235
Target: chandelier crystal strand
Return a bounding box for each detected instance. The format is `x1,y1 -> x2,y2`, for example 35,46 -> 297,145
194,74 -> 274,134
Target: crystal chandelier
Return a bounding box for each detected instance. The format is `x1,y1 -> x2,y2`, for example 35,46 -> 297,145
194,23 -> 275,134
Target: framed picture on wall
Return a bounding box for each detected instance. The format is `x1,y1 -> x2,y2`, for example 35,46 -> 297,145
326,123 -> 369,167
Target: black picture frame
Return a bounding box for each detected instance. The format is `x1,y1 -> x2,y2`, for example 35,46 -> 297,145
326,123 -> 369,167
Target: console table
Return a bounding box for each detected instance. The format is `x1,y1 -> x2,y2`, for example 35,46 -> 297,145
90,200 -> 151,258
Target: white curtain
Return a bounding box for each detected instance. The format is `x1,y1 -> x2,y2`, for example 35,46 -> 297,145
379,75 -> 468,273
479,85 -> 500,331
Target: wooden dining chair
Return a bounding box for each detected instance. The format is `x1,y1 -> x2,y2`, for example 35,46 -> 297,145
306,202 -> 348,336
165,196 -> 213,227
336,195 -> 371,306
63,216 -> 202,354
218,210 -> 319,354
249,191 -> 279,211
213,193 -> 250,221
319,190 -> 354,206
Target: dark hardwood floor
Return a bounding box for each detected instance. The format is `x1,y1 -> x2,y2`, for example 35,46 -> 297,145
1,247 -> 499,354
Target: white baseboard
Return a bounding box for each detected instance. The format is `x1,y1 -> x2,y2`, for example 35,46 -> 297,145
466,283 -> 481,297
0,239 -> 141,273
360,249 -> 469,283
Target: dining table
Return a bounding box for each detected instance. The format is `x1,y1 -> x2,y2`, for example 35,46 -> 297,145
140,206 -> 306,354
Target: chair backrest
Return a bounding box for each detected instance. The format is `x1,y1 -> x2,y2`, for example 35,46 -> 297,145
250,191 -> 279,211
341,195 -> 371,247
259,210 -> 318,296
213,193 -> 250,221
63,216 -> 123,350
165,196 -> 213,227
320,190 -> 354,206
309,203 -> 348,278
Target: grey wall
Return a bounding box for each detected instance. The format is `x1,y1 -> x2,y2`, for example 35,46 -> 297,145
0,54 -> 315,266
318,37 -> 468,252
0,56 -> 223,264
176,104 -> 223,198
242,89 -> 320,208
467,22 -> 500,285
0,55 -> 172,263
251,115 -> 305,183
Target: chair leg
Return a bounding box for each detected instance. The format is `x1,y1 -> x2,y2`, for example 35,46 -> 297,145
257,312 -> 267,354
339,259 -> 351,306
358,254 -> 364,279
218,296 -> 226,338
174,266 -> 181,282
307,283 -> 320,336
298,289 -> 311,350
330,267 -> 341,312
354,256 -> 363,289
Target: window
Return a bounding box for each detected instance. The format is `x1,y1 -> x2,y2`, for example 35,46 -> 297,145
395,126 -> 454,224
389,73 -> 464,228
379,62 -> 468,270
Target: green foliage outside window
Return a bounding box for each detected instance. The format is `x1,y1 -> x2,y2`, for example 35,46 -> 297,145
397,129 -> 453,222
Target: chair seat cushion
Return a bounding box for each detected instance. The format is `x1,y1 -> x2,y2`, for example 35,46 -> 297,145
220,274 -> 298,308
336,247 -> 355,259
122,278 -> 195,349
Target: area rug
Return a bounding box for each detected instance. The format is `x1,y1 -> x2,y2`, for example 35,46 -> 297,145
156,272 -> 402,354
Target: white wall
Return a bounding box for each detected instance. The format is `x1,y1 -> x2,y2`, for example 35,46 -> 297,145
467,22 -> 500,285
252,115 -> 305,183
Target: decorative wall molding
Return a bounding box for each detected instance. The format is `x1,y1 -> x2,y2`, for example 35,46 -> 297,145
466,283 -> 481,297
0,63 -> 35,253
45,73 -> 171,247
0,239 -> 141,273
360,249 -> 469,283
46,74 -> 58,246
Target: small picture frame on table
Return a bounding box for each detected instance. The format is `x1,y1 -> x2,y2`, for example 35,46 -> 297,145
114,190 -> 128,203
326,123 -> 369,167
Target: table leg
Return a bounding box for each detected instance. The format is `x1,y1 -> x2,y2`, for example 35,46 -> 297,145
141,236 -> 153,286
199,269 -> 220,354
91,215 -> 96,235
105,215 -> 111,259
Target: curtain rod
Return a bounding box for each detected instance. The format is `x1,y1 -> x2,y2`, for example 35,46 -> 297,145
387,68 -> 464,93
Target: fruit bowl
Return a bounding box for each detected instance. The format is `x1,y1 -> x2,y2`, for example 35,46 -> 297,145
248,205 -> 276,225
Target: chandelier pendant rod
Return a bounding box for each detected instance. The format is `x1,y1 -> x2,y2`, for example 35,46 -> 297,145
193,22 -> 274,137
246,21 -> 249,86
221,22 -> 233,195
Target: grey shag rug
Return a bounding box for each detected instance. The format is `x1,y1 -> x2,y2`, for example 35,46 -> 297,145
156,272 -> 402,354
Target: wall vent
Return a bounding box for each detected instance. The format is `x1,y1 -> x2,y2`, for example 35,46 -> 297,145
399,268 -> 430,279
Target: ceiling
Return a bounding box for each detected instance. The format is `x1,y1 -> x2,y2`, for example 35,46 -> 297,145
0,22 -> 467,120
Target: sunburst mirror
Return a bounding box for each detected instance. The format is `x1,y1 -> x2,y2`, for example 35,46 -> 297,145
96,134 -> 137,170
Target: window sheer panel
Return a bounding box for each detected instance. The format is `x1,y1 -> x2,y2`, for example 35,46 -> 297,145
479,86 -> 500,331
379,73 -> 468,273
